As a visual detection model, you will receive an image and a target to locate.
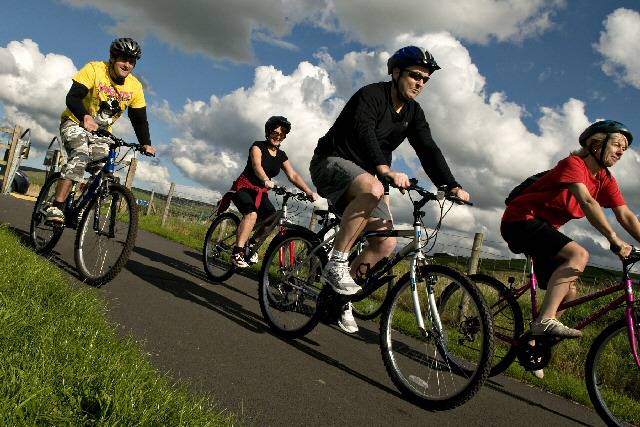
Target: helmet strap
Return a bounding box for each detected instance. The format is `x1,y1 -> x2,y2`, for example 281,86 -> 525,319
588,134 -> 611,175
108,58 -> 126,85
391,69 -> 411,104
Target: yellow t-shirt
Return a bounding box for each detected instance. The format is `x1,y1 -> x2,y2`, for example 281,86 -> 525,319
61,61 -> 146,129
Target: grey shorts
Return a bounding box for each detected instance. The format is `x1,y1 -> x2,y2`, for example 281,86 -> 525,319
309,155 -> 392,221
59,120 -> 110,182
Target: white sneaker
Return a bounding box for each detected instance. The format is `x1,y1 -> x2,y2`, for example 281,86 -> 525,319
44,205 -> 65,224
246,244 -> 259,264
232,251 -> 249,268
532,369 -> 544,379
337,302 -> 359,333
321,260 -> 361,295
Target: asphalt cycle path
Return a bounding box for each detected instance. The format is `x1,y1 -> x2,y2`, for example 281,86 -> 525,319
0,194 -> 605,426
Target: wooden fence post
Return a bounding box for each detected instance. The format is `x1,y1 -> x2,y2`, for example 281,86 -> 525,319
308,210 -> 318,231
161,182 -> 175,227
467,232 -> 485,275
0,126 -> 22,194
125,158 -> 137,189
146,190 -> 155,216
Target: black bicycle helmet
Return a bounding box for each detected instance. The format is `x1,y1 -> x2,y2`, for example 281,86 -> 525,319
109,37 -> 142,60
265,116 -> 291,138
387,46 -> 440,75
579,120 -> 633,146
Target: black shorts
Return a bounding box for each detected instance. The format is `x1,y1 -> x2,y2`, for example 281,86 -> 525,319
232,189 -> 276,220
501,219 -> 572,290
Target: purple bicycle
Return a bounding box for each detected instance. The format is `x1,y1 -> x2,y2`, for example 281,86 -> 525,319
439,248 -> 640,426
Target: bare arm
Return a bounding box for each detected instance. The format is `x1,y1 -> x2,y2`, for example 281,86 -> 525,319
613,205 -> 640,243
568,182 -> 629,254
281,160 -> 317,199
250,146 -> 272,187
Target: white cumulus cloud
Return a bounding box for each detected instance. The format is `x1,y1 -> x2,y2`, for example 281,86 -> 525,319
594,8 -> 640,90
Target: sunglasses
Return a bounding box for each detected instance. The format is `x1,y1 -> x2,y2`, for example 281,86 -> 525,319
270,131 -> 287,140
404,70 -> 430,84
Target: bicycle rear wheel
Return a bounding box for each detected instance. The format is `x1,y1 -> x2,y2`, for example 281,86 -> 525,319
202,212 -> 239,282
585,318 -> 640,427
380,264 -> 494,410
30,172 -> 64,254
259,229 -> 325,338
440,273 -> 523,377
74,183 -> 138,286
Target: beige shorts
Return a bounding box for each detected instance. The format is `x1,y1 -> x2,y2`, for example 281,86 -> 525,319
59,120 -> 110,181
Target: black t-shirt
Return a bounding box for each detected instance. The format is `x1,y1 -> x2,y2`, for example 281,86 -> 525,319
314,81 -> 459,189
242,141 -> 288,186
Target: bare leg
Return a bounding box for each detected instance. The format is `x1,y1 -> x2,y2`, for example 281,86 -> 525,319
536,241 -> 588,321
350,215 -> 396,278
54,178 -> 73,203
333,173 -> 384,253
236,212 -> 257,248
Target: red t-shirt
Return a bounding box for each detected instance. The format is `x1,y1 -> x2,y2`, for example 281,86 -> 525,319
502,155 -> 625,228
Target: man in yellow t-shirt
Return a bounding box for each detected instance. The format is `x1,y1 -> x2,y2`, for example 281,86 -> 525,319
45,37 -> 156,223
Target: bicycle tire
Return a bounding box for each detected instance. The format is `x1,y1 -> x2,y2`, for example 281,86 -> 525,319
29,172 -> 64,254
585,318 -> 640,427
258,228 -> 325,338
202,212 -> 240,282
440,273 -> 523,377
380,264 -> 494,410
74,183 -> 138,287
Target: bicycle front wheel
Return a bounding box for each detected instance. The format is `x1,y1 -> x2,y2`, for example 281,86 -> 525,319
30,172 -> 64,254
440,273 -> 523,377
74,183 -> 138,286
203,212 -> 239,282
380,264 -> 494,410
585,318 -> 640,427
259,229 -> 325,338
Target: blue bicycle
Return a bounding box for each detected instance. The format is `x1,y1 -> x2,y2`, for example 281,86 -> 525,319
30,129 -> 147,286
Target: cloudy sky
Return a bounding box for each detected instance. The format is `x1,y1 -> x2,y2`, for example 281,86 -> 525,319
1,0 -> 640,268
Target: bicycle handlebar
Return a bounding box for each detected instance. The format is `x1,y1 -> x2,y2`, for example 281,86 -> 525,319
272,185 -> 312,202
381,175 -> 473,206
93,129 -> 155,157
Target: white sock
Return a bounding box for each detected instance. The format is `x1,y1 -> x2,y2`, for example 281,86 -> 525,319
331,249 -> 349,263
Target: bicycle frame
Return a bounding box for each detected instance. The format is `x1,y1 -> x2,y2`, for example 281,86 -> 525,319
62,146 -> 119,230
498,256 -> 640,367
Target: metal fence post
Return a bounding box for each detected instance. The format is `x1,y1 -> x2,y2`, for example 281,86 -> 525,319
161,182 -> 175,227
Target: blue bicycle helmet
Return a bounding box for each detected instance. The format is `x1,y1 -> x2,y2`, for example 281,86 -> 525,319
579,120 -> 633,146
387,46 -> 441,74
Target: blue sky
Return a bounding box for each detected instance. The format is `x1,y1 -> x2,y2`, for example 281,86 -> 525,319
1,0 -> 639,266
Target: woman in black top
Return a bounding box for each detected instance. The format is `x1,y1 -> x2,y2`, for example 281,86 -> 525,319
231,116 -> 318,268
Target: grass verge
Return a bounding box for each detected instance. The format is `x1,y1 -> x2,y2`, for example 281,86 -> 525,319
0,225 -> 234,425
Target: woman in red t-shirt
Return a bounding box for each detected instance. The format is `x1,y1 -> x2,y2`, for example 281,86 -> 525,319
501,120 -> 639,339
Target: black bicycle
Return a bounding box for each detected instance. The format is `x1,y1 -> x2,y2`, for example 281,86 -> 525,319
257,178 -> 494,410
30,129 -> 149,286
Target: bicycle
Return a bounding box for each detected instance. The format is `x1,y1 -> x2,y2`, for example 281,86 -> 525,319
30,129 -> 149,287
202,186 -> 317,282
257,178 -> 495,410
439,250 -> 640,426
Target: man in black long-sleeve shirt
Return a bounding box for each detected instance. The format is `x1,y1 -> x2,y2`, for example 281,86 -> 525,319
44,37 -> 156,223
310,46 -> 469,333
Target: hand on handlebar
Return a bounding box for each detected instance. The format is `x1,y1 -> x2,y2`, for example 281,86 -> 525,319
141,145 -> 156,157
306,191 -> 319,202
610,237 -> 632,258
264,179 -> 275,189
449,186 -> 470,203
83,115 -> 99,132
382,170 -> 410,192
